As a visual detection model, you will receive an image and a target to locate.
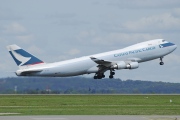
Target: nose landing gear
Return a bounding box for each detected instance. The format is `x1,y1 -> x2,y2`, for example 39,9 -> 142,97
160,57 -> 164,65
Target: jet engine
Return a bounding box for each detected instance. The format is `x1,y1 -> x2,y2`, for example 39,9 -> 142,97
126,62 -> 139,69
111,61 -> 139,70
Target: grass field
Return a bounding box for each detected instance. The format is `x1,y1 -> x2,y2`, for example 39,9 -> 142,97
0,95 -> 179,115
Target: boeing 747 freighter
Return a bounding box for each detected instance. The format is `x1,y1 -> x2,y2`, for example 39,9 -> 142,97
7,39 -> 177,79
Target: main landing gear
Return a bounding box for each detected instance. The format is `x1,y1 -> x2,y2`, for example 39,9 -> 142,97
93,71 -> 115,79
159,57 -> 164,65
109,71 -> 115,79
94,73 -> 105,79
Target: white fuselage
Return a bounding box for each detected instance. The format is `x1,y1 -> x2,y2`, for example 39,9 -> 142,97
16,39 -> 177,77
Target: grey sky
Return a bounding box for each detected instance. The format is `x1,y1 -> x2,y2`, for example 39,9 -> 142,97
0,0 -> 179,82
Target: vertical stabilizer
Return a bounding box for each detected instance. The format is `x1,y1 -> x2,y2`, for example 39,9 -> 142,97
7,44 -> 45,69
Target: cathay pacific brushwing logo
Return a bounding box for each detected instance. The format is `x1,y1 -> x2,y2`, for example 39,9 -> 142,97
10,48 -> 31,66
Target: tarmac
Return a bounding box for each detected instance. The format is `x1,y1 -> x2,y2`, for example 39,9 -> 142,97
0,115 -> 179,120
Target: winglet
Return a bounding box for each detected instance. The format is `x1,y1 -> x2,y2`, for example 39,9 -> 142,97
90,57 -> 101,62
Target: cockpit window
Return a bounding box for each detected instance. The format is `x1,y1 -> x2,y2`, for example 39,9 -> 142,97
162,40 -> 165,42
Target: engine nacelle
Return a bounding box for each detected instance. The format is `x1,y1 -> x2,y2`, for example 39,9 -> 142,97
112,61 -> 139,70
112,61 -> 126,69
126,62 -> 139,69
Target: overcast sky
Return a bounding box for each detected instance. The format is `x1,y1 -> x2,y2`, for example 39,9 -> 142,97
0,0 -> 180,82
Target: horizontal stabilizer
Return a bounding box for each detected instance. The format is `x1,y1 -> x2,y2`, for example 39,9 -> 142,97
16,69 -> 43,76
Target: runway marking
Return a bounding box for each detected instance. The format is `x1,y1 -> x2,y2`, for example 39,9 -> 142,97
0,106 -> 47,107
0,113 -> 20,115
32,118 -> 67,120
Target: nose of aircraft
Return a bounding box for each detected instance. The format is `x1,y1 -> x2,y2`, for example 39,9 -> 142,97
174,44 -> 177,49
170,43 -> 177,52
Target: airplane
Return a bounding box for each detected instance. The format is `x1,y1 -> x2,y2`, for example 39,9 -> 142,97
7,39 -> 177,79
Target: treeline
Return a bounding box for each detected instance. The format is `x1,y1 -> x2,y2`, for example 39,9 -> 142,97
0,77 -> 179,94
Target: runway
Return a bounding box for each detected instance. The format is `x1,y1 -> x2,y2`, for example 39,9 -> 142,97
0,115 -> 179,120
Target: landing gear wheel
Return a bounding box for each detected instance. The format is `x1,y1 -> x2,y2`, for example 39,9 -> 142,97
160,62 -> 164,65
102,74 -> 105,78
109,75 -> 113,79
94,73 -> 104,79
109,70 -> 115,79
97,75 -> 102,79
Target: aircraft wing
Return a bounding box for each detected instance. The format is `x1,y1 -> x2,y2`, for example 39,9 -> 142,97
90,56 -> 139,79
90,57 -> 116,78
90,57 -> 113,68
